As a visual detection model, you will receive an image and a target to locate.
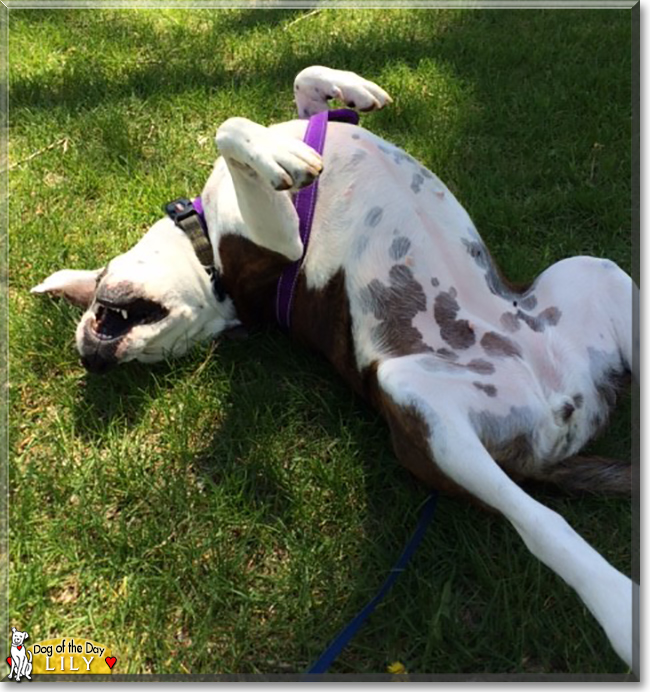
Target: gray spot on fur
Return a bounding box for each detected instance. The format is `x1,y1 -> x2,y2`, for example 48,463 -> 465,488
389,236 -> 411,261
436,348 -> 458,361
378,143 -> 408,166
418,357 -> 451,373
573,394 -> 584,409
365,206 -> 384,228
351,148 -> 368,165
559,401 -> 575,423
469,406 -> 536,475
461,237 -> 521,302
351,133 -> 361,140
354,234 -> 370,258
481,332 -> 522,358
431,278 -> 439,287
474,382 -> 497,397
519,294 -> 538,311
463,239 -> 485,263
501,306 -> 562,333
516,306 -> 562,332
433,290 -> 476,350
500,312 -> 521,333
588,347 -> 630,412
420,167 -> 433,179
411,172 -> 424,194
466,359 -> 496,375
417,355 -> 495,377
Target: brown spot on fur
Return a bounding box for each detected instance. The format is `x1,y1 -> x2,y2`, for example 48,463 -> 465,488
380,395 -> 486,504
480,332 -> 522,358
433,291 -> 476,350
218,234 -> 292,326
537,456 -> 631,496
359,264 -> 434,357
290,270 -> 383,405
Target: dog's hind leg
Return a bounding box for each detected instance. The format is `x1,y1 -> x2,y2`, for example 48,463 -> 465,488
377,359 -> 634,669
293,66 -> 392,118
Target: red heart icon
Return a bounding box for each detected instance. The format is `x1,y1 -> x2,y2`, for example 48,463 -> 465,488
105,656 -> 117,670
6,656 -> 12,668
17,646 -> 22,651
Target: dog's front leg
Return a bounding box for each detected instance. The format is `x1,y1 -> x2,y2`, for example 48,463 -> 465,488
215,118 -> 323,260
378,361 -> 634,670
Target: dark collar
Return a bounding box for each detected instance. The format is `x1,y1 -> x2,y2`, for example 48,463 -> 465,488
164,197 -> 227,302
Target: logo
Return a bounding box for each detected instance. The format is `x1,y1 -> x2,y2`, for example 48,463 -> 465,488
6,630 -> 116,678
7,628 -> 33,682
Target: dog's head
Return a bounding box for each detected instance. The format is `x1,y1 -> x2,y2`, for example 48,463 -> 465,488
31,217 -> 236,373
11,628 -> 29,647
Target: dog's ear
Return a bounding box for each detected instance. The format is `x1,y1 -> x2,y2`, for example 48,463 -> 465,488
11,627 -> 16,634
30,269 -> 103,309
23,633 -> 29,640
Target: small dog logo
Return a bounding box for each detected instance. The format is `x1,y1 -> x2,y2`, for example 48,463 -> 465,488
7,627 -> 33,682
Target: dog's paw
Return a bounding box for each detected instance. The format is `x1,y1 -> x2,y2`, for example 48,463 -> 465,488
216,117 -> 323,192
294,65 -> 392,118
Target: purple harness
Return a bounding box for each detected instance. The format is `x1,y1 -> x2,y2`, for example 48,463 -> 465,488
275,108 -> 360,329
183,108 -> 359,326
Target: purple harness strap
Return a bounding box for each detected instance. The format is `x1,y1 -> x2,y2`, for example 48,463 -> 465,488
192,195 -> 204,218
275,108 -> 360,329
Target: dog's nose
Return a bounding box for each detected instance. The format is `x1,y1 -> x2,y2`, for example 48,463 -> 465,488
81,353 -> 116,374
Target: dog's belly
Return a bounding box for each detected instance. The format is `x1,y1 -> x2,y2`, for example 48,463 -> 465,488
285,122 -> 625,466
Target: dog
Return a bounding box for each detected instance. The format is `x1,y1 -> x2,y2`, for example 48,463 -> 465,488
31,66 -> 637,670
8,627 -> 33,682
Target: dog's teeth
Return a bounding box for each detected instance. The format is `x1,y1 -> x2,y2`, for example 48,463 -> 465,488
120,310 -> 128,320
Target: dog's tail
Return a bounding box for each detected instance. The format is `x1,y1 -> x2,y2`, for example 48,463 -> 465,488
27,651 -> 32,662
537,456 -> 631,496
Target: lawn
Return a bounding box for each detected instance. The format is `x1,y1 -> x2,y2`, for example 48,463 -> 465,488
8,7 -> 635,677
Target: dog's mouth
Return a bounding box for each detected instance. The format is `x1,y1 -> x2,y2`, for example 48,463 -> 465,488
91,297 -> 169,341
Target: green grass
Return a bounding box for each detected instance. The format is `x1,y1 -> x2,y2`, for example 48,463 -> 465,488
9,8 -> 634,676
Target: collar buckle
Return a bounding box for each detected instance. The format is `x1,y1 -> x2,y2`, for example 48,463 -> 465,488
164,198 -> 196,224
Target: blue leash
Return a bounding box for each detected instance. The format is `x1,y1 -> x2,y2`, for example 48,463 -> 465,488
306,492 -> 439,674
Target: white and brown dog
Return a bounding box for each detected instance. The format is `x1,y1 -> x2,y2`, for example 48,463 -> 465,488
32,66 -> 637,670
